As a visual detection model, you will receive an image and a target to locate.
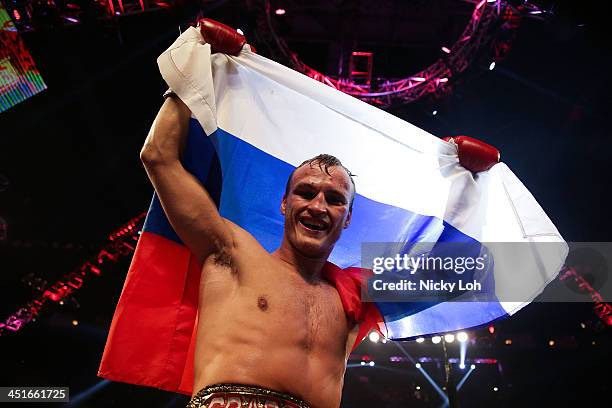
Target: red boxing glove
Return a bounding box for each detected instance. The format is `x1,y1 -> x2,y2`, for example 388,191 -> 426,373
198,18 -> 247,55
443,136 -> 500,173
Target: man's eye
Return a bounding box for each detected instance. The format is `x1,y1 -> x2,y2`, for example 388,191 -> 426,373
298,191 -> 315,199
328,196 -> 346,205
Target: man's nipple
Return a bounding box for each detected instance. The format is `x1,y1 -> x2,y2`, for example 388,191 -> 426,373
257,295 -> 269,311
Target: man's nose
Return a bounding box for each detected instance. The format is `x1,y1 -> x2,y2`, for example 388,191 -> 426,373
308,192 -> 327,214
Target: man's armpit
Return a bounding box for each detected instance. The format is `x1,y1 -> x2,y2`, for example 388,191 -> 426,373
211,247 -> 233,269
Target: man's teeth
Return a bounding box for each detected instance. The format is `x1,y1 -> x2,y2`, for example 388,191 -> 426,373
301,220 -> 326,231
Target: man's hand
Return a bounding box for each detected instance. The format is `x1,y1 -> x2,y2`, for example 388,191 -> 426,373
443,136 -> 500,173
198,18 -> 247,55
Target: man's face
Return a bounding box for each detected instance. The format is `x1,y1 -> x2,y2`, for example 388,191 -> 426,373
281,164 -> 353,259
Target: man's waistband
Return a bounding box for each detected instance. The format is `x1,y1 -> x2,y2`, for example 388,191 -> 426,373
187,383 -> 311,408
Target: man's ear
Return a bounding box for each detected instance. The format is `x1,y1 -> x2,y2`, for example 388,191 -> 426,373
344,208 -> 352,229
281,195 -> 287,215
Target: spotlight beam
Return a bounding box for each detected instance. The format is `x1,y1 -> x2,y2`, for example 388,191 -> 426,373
65,379 -> 111,407
457,366 -> 476,390
392,342 -> 448,404
390,341 -> 417,364
460,340 -> 467,369
418,365 -> 448,404
439,366 -> 475,408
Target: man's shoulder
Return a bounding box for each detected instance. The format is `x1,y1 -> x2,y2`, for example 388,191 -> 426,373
222,218 -> 272,262
223,218 -> 260,246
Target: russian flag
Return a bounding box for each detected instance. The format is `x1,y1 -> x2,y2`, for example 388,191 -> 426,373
99,27 -> 567,395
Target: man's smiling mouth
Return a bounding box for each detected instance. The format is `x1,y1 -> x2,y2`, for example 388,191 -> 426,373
299,218 -> 329,232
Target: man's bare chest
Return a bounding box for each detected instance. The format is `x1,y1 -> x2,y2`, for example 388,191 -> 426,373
249,276 -> 350,346
200,262 -> 351,352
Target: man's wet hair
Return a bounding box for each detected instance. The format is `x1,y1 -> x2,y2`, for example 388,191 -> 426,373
284,154 -> 356,210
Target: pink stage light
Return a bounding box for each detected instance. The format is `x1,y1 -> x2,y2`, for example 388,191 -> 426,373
441,46 -> 451,54
438,77 -> 449,83
275,8 -> 286,15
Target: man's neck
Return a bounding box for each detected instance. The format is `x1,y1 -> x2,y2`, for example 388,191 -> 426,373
272,241 -> 329,282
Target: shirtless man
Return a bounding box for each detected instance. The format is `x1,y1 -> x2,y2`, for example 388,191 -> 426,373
141,94 -> 357,408
139,19 -> 499,408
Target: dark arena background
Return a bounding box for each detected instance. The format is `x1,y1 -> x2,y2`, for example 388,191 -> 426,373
1,0 -> 611,407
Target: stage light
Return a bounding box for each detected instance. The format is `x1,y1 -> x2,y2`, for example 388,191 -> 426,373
381,338 -> 387,344
416,385 -> 421,390
459,336 -> 467,368
580,322 -> 586,329
369,361 -> 375,367
411,77 -> 426,82
369,331 -> 380,343
489,61 -> 496,70
441,46 -> 451,54
548,340 -> 555,347
416,337 -> 425,343
470,364 -> 476,369
236,28 -> 244,35
444,334 -> 455,343
415,363 -> 421,368
432,335 -> 441,344
360,361 -> 366,366
457,366 -> 475,390
438,78 -> 449,83
275,8 -> 286,15
432,110 -> 438,116
59,300 -> 64,305
505,339 -> 512,345
493,387 -> 499,392
72,320 -> 79,326
488,325 -> 495,334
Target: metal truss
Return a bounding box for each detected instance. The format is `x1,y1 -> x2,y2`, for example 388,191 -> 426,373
0,212 -> 145,336
260,0 -> 523,108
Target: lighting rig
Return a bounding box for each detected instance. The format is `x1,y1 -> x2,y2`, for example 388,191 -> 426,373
256,0 -> 527,108
0,212 -> 145,336
2,0 -> 173,32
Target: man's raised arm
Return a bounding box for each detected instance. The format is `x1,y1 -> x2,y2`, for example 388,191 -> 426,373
140,96 -> 233,263
139,19 -> 247,263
